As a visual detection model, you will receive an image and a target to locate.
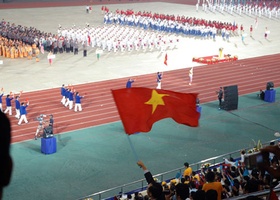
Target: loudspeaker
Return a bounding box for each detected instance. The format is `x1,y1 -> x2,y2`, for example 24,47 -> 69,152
222,85 -> 238,111
266,82 -> 274,90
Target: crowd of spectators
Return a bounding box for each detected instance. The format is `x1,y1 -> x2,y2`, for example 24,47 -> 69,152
128,141 -> 280,200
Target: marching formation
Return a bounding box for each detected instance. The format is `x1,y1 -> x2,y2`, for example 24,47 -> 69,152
103,8 -> 239,40
60,84 -> 85,112
0,88 -> 30,126
202,0 -> 280,19
57,23 -> 180,53
0,84 -> 86,140
1,2 -> 278,62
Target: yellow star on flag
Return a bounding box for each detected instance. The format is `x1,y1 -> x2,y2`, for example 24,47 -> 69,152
145,90 -> 169,114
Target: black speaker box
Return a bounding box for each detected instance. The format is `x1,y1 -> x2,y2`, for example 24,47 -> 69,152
222,85 -> 238,111
266,82 -> 274,90
43,126 -> 53,138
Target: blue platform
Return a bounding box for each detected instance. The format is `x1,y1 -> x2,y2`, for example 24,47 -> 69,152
264,89 -> 276,103
41,137 -> 57,154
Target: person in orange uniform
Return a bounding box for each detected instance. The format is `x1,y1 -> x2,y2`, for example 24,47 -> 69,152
10,46 -> 14,59
5,46 -> 10,58
19,45 -> 23,58
183,162 -> 193,178
31,43 -> 36,57
2,45 -> 6,57
23,44 -> 28,58
202,171 -> 223,200
14,48 -> 19,58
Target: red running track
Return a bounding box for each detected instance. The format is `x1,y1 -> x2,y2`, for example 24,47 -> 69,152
6,53 -> 280,143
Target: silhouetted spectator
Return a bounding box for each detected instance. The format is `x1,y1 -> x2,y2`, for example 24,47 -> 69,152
0,112 -> 13,199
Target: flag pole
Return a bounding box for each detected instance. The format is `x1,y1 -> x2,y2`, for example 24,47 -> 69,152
127,135 -> 139,162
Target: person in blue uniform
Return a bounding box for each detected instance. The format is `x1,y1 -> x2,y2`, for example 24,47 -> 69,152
18,101 -> 29,125
4,94 -> 14,116
64,88 -> 70,108
68,89 -> 74,110
74,92 -> 84,112
156,72 -> 162,89
0,89 -> 4,112
14,96 -> 21,119
60,84 -> 66,105
126,78 -> 135,88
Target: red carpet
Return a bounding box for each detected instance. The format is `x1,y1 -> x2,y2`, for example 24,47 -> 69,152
192,54 -> 238,64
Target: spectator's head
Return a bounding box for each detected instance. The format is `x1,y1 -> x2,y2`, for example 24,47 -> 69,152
147,182 -> 163,200
205,171 -> 215,182
230,166 -> 236,172
134,192 -> 143,200
271,157 -> 278,166
0,112 -> 13,199
205,189 -> 218,200
189,181 -> 196,189
224,178 -> 231,187
193,190 -> 205,200
251,169 -> 259,179
184,162 -> 189,168
180,177 -> 185,184
175,183 -> 189,200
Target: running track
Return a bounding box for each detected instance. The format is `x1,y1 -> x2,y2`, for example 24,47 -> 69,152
7,54 -> 280,143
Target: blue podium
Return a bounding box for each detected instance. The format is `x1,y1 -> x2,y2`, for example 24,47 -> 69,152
264,89 -> 276,103
196,106 -> 202,119
41,137 -> 57,154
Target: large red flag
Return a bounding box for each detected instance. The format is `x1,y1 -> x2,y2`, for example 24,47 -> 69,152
112,88 -> 199,135
164,53 -> 168,66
